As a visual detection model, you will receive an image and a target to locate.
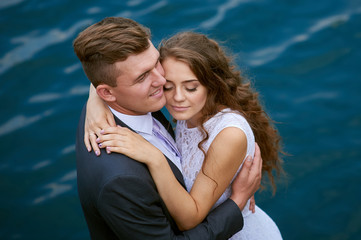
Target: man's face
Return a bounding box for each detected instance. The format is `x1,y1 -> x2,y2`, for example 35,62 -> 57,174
108,43 -> 166,115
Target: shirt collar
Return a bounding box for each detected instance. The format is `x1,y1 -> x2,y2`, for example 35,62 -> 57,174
109,107 -> 153,135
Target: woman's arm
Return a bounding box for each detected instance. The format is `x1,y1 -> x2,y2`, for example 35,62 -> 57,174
98,126 -> 248,231
85,84 -> 116,155
173,127 -> 247,229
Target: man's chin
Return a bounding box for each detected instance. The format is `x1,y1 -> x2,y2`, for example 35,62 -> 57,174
151,102 -> 166,112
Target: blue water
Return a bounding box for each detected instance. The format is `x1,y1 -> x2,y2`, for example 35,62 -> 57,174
1,0 -> 360,239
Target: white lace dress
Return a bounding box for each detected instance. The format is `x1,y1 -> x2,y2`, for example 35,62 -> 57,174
176,109 -> 282,240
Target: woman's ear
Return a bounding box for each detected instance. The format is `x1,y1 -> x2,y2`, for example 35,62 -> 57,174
96,84 -> 116,102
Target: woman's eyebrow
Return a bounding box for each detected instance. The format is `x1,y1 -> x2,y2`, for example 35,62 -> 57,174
165,79 -> 198,83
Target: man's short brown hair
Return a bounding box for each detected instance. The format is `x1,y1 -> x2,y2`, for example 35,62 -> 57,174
73,17 -> 151,87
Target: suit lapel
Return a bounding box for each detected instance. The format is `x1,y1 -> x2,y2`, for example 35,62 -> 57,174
152,110 -> 175,139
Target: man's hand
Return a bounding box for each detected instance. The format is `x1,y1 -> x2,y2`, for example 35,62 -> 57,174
249,195 -> 256,213
230,143 -> 262,210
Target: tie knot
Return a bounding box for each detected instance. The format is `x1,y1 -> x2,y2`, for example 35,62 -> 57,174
152,119 -> 161,132
152,118 -> 181,158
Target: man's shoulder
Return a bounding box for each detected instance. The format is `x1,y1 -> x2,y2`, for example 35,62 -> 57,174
77,150 -> 152,185
75,102 -> 154,190
76,151 -> 156,205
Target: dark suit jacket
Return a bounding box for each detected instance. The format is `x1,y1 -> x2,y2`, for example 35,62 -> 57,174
76,104 -> 243,239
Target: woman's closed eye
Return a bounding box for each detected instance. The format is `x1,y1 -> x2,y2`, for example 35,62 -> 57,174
186,87 -> 197,92
184,83 -> 199,92
163,82 -> 174,91
163,85 -> 173,91
164,86 -> 197,92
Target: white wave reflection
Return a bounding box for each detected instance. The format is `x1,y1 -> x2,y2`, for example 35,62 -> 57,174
200,0 -> 252,29
246,11 -> 357,67
116,0 -> 167,18
0,110 -> 53,137
28,93 -> 62,103
33,183 -> 72,204
28,85 -> 89,103
32,160 -> 52,170
61,144 -> 75,155
127,0 -> 144,7
294,92 -> 339,104
0,0 -> 24,9
86,7 -> 102,14
69,85 -> 89,95
33,170 -> 77,204
0,19 -> 93,75
64,63 -> 81,74
60,170 -> 77,182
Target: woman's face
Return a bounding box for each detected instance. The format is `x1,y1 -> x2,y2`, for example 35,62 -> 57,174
162,57 -> 207,128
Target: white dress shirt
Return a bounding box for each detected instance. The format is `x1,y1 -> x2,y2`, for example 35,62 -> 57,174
109,107 -> 182,172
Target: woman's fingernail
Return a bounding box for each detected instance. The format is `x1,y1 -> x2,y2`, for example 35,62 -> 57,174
98,143 -> 102,147
87,147 -> 91,152
106,147 -> 111,154
100,129 -> 104,134
95,151 -> 100,156
96,138 -> 100,143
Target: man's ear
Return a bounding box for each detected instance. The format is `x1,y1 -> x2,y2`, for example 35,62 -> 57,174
96,84 -> 116,102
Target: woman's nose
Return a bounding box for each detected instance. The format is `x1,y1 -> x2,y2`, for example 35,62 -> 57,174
173,88 -> 185,102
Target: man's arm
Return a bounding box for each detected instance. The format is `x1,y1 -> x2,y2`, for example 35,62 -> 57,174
98,173 -> 243,240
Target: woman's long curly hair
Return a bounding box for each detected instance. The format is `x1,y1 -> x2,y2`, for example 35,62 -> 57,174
159,32 -> 285,193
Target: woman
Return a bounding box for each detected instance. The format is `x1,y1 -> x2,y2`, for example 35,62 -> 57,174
86,32 -> 284,239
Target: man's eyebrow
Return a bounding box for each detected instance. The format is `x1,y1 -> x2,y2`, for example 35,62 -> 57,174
135,70 -> 150,82
134,57 -> 161,82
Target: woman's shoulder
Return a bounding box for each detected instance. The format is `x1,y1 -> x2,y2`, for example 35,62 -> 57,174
206,108 -> 254,139
209,108 -> 249,127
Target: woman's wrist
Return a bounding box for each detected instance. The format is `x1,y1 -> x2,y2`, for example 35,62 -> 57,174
147,148 -> 167,169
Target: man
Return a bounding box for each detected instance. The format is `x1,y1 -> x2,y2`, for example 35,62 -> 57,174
73,17 -> 262,239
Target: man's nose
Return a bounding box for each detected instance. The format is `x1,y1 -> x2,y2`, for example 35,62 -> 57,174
151,68 -> 166,86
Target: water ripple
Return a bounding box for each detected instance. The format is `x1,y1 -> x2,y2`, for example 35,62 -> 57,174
0,110 -> 53,137
33,183 -> 71,204
294,91 -> 339,104
115,0 -> 167,18
61,144 -> 75,155
64,63 -> 82,74
200,0 -> 252,29
0,0 -> 23,9
32,160 -> 52,171
28,85 -> 89,103
86,7 -> 102,14
0,19 -> 93,75
246,9 -> 360,67
32,170 -> 77,205
127,0 -> 144,7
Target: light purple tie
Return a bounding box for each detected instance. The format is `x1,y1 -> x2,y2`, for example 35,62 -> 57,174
152,119 -> 181,158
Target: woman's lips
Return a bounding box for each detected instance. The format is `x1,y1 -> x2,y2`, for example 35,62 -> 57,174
171,105 -> 189,111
